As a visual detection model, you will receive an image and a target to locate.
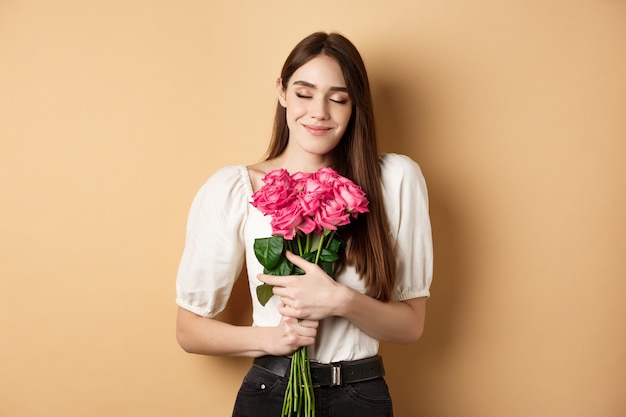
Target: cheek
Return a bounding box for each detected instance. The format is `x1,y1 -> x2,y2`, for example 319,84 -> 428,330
337,107 -> 353,125
285,101 -> 307,120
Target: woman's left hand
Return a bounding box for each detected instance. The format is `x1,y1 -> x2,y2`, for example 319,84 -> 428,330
258,251 -> 344,321
259,252 -> 427,345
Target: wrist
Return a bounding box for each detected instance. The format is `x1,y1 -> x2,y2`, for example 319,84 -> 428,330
256,326 -> 275,356
333,283 -> 355,318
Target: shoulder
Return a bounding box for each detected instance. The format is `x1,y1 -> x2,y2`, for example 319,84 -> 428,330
206,165 -> 247,183
201,165 -> 251,195
190,165 -> 253,215
378,153 -> 429,212
379,153 -> 426,184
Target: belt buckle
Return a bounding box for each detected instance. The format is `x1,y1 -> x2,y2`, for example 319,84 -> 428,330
330,364 -> 341,386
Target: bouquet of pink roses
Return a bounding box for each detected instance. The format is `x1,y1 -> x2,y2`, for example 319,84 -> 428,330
250,166 -> 369,417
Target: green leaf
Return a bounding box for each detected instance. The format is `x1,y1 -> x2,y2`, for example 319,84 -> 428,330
326,237 -> 342,253
320,260 -> 335,278
256,284 -> 275,306
309,233 -> 323,249
253,236 -> 285,269
264,256 -> 294,276
302,251 -> 317,263
319,248 -> 340,262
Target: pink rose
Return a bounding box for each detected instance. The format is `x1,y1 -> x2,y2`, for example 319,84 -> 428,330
315,199 -> 351,230
251,185 -> 297,215
291,171 -> 313,190
270,203 -> 303,240
296,215 -> 318,235
298,192 -> 324,217
251,170 -> 297,215
333,178 -> 369,217
263,169 -> 294,187
315,167 -> 340,186
301,176 -> 331,196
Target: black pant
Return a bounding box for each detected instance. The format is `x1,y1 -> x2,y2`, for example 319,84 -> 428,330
232,365 -> 393,417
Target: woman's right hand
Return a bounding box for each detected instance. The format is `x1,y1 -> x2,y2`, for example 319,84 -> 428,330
267,315 -> 319,356
176,307 -> 318,357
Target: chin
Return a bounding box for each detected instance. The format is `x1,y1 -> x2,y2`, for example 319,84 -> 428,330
303,145 -> 339,157
304,138 -> 343,154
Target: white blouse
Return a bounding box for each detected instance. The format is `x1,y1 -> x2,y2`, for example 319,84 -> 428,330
176,153 -> 433,363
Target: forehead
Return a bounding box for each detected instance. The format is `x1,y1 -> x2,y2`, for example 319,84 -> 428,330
289,55 -> 346,88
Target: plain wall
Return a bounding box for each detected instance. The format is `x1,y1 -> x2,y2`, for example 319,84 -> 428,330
1,1 -> 625,416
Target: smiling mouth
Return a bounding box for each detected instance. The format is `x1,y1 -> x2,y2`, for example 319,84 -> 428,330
304,125 -> 332,136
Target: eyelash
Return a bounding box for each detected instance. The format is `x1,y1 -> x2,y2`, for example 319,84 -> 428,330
295,93 -> 348,105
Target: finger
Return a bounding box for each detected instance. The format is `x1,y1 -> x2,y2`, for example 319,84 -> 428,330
257,273 -> 288,286
285,251 -> 312,270
297,324 -> 317,338
298,319 -> 319,329
280,316 -> 299,327
271,284 -> 291,297
278,302 -> 301,318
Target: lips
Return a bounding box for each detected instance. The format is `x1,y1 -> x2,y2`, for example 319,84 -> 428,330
303,124 -> 333,136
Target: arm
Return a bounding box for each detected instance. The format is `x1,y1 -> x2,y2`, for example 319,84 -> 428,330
259,251 -> 426,344
335,290 -> 425,344
175,168 -> 321,357
176,306 -> 319,357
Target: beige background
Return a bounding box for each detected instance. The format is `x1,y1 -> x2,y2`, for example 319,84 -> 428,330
1,1 -> 625,416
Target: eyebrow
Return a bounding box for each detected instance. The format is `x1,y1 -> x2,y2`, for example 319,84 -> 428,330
292,80 -> 348,92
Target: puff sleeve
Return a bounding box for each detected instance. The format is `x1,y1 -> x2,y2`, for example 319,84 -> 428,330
175,166 -> 250,318
380,154 -> 433,301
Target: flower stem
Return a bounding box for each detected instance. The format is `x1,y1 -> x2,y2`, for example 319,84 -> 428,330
314,234 -> 325,265
325,230 -> 336,248
296,235 -> 304,257
280,348 -> 315,417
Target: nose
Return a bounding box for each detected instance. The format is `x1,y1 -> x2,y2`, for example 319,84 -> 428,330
309,97 -> 329,120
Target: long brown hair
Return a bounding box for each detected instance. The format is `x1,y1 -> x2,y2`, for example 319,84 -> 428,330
265,32 -> 396,301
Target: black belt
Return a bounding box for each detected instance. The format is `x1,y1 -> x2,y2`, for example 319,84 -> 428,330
253,355 -> 385,387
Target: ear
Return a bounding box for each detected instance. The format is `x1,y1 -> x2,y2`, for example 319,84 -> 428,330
276,78 -> 287,108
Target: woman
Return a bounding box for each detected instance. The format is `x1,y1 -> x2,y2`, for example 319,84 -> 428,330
176,32 -> 433,417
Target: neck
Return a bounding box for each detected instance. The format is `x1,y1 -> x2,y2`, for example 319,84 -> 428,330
272,152 -> 333,174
